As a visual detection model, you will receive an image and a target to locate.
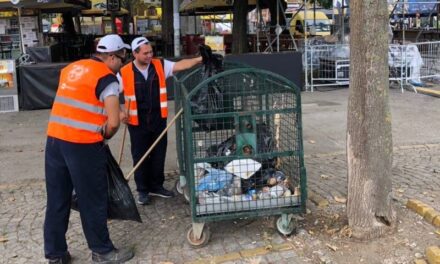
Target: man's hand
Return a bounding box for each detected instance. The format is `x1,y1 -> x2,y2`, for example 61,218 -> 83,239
119,107 -> 128,124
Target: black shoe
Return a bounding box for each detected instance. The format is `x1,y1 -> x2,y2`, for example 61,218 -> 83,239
48,252 -> 71,264
150,187 -> 175,198
137,193 -> 150,205
92,247 -> 134,264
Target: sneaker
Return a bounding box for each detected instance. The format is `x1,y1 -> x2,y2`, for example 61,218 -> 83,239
137,193 -> 150,205
92,247 -> 134,264
48,252 -> 71,264
150,187 -> 175,198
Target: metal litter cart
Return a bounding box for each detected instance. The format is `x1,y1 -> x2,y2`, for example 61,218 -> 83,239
173,64 -> 307,247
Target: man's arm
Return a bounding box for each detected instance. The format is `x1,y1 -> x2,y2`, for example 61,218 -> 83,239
172,56 -> 202,74
103,95 -> 120,139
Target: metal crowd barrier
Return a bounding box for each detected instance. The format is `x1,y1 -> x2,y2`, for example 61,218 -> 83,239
304,41 -> 440,92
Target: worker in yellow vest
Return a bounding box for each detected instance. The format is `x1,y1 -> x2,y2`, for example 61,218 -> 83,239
120,37 -> 202,205
44,34 -> 134,264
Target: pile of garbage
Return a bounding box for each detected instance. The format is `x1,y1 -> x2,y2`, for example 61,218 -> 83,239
195,159 -> 297,205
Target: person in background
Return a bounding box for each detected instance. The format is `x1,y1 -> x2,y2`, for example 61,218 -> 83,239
44,34 -> 134,264
119,37 -> 202,205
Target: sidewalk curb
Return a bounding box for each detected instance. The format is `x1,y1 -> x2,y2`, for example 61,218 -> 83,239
426,246 -> 440,264
185,243 -> 294,264
416,87 -> 440,98
406,199 -> 440,227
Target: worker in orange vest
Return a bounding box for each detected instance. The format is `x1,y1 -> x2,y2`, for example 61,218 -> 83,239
44,34 -> 134,264
119,37 -> 202,205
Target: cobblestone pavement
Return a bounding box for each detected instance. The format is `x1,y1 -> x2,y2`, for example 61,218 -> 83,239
1,144 -> 439,264
1,89 -> 439,263
0,177 -> 304,264
306,144 -> 440,211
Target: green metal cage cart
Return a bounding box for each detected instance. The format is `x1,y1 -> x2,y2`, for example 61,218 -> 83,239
173,64 -> 306,247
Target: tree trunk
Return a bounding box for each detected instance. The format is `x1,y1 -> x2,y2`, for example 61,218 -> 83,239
232,0 -> 248,54
347,0 -> 397,240
162,0 -> 174,57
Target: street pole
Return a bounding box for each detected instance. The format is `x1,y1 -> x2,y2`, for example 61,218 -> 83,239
173,0 -> 181,57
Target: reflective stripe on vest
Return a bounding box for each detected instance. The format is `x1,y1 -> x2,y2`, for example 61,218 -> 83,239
55,95 -> 105,115
47,59 -> 112,143
121,59 -> 168,126
49,115 -> 102,133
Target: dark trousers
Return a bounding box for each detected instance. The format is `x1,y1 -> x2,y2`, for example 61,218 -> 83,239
44,137 -> 114,259
128,122 -> 167,194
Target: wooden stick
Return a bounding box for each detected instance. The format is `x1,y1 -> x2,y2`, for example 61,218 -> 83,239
118,99 -> 131,165
125,108 -> 183,181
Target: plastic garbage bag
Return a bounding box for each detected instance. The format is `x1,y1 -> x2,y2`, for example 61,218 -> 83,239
196,168 -> 233,192
72,145 -> 142,223
224,159 -> 262,179
190,44 -> 227,131
206,123 -> 275,168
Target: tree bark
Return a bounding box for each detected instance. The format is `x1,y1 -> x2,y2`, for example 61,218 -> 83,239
347,0 -> 397,240
232,0 -> 248,54
162,0 -> 174,57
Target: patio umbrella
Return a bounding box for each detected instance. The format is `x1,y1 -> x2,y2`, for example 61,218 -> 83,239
180,0 -> 257,14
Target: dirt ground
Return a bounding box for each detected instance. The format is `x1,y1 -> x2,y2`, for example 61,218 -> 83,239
261,201 -> 439,264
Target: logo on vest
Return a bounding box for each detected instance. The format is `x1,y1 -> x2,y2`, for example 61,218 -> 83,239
60,83 -> 77,91
67,65 -> 89,82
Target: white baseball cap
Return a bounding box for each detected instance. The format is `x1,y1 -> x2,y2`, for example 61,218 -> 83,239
131,37 -> 150,51
96,34 -> 130,53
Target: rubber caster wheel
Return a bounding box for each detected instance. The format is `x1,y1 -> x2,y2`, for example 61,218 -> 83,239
186,225 -> 210,248
183,185 -> 190,203
175,179 -> 184,195
275,216 -> 297,236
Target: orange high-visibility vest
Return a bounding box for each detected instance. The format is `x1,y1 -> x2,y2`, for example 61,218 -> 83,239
120,59 -> 167,126
47,59 -> 115,143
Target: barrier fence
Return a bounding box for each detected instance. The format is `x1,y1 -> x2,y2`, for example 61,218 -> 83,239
304,41 -> 440,92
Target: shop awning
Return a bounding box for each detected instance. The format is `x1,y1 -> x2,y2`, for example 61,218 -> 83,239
180,0 -> 257,15
0,0 -> 91,10
81,7 -> 129,16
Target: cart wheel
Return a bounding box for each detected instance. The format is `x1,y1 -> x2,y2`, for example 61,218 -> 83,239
186,225 -> 210,248
183,185 -> 190,203
175,179 -> 184,195
275,215 -> 297,236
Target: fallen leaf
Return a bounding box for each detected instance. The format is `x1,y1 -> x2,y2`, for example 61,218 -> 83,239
334,196 -> 347,204
168,216 -> 175,220
0,236 -> 8,243
308,140 -> 316,144
340,226 -> 352,238
308,230 -> 315,235
159,262 -> 174,264
397,188 -> 405,193
435,230 -> 440,236
264,244 -> 273,251
320,174 -> 329,179
326,243 -> 338,251
325,228 -> 339,235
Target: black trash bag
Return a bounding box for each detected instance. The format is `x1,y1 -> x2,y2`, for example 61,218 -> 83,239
190,44 -> 227,131
206,123 -> 275,166
72,146 -> 142,223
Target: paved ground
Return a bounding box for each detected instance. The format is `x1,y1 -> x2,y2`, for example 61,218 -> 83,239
0,88 -> 439,263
